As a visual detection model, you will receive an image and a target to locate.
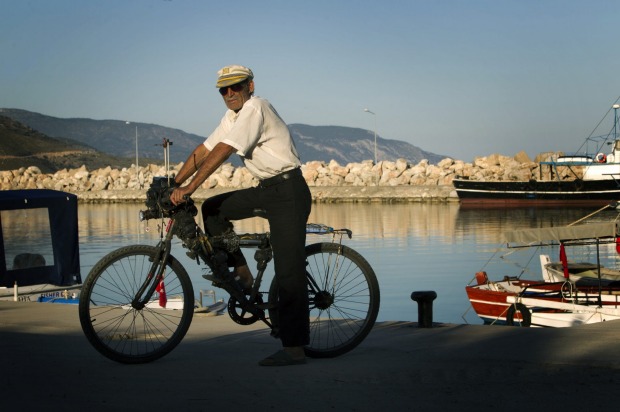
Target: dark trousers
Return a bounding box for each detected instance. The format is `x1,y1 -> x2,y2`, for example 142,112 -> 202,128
201,171 -> 312,347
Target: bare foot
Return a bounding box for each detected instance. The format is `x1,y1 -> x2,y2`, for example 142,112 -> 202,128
233,264 -> 254,289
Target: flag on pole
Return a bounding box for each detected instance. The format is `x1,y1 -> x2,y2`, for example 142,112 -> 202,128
559,243 -> 569,279
155,278 -> 167,308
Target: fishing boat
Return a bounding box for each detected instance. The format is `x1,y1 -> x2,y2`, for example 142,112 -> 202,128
0,189 -> 82,303
465,221 -> 620,327
454,104 -> 620,206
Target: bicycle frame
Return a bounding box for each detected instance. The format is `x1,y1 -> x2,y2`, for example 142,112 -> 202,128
135,204 -> 356,332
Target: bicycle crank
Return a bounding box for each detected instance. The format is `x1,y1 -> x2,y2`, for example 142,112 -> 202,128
227,295 -> 265,325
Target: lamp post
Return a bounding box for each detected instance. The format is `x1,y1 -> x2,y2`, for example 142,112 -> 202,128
363,108 -> 377,164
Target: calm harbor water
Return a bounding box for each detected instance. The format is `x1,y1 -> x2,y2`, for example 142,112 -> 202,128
73,202 -> 620,324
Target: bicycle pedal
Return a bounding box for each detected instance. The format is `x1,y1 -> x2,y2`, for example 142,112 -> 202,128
202,274 -> 224,283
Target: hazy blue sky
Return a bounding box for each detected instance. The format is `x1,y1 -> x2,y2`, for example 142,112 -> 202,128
3,0 -> 620,161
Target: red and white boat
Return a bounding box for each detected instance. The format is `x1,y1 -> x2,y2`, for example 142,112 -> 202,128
466,222 -> 620,327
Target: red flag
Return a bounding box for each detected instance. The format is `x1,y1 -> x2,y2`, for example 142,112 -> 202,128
559,243 -> 569,279
155,278 -> 167,308
616,237 -> 620,254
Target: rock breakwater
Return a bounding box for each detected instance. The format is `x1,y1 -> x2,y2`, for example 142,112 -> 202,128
1,152 -> 552,203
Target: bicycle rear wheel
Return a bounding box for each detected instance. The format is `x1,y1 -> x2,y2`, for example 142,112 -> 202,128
79,245 -> 195,364
269,242 -> 380,358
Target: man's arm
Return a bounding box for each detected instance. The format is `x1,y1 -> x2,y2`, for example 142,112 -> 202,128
170,142 -> 235,205
175,143 -> 209,185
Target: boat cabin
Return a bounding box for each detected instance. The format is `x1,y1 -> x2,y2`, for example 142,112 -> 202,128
539,139 -> 620,181
0,190 -> 81,288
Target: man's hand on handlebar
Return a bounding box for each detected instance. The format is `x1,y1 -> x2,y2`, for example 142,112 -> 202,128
170,186 -> 193,206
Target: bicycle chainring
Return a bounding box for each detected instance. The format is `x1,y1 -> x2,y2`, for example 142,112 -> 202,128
227,294 -> 264,325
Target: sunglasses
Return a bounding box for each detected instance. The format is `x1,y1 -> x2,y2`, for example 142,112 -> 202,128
219,82 -> 247,96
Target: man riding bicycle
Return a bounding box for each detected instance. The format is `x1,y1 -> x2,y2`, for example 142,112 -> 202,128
170,65 -> 312,366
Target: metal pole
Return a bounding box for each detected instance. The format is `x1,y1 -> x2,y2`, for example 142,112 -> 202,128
596,237 -> 602,307
373,116 -> 377,164
614,104 -> 619,140
125,121 -> 141,240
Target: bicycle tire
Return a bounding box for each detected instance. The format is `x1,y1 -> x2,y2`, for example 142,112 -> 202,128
268,242 -> 380,358
78,245 -> 195,364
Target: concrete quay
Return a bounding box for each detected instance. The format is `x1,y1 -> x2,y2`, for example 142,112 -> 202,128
75,185 -> 459,203
1,301 -> 619,411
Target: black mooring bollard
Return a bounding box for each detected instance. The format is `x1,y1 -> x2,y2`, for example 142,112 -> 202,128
410,291 -> 437,328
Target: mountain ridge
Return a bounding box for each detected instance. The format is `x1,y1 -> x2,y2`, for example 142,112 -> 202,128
0,115 -> 143,172
0,108 -> 447,170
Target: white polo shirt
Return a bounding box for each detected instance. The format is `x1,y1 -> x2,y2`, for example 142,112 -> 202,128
204,96 -> 301,179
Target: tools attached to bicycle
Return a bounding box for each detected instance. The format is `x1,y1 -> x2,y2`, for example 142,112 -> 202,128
201,250 -> 243,297
139,176 -> 271,324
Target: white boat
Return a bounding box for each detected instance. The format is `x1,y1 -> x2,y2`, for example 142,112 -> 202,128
120,290 -> 226,313
0,283 -> 81,303
122,296 -> 188,311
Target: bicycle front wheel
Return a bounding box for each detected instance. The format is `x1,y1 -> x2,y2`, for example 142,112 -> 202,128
78,245 -> 195,364
269,242 -> 380,358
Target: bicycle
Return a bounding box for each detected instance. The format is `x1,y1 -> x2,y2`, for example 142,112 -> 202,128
78,176 -> 380,364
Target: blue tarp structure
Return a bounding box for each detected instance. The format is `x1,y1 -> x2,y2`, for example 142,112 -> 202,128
0,189 -> 81,287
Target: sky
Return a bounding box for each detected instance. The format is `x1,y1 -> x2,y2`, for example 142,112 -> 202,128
2,0 -> 620,162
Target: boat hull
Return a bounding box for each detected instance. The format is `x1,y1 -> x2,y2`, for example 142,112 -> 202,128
0,283 -> 81,304
453,178 -> 620,206
466,279 -> 620,327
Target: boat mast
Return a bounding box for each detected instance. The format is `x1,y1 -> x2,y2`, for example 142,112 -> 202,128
614,104 -> 620,159
612,103 -> 620,156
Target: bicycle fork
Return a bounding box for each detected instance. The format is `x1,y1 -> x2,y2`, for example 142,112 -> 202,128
131,236 -> 173,310
131,218 -> 182,310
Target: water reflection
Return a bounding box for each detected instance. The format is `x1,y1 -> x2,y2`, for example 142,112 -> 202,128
76,202 -> 620,324
77,202 -> 615,244
454,206 -> 616,244
77,203 -> 466,241
310,203 -> 463,241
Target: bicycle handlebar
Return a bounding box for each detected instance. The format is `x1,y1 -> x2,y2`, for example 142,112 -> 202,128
139,209 -> 161,221
139,177 -> 197,221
